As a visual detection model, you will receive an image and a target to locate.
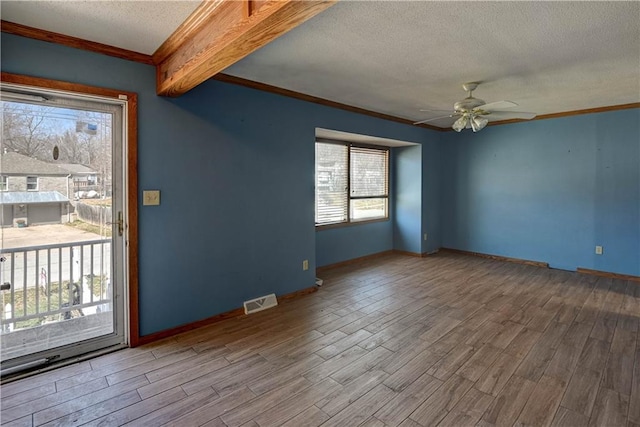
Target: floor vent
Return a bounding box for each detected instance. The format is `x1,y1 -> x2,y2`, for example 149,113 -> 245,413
243,294 -> 278,315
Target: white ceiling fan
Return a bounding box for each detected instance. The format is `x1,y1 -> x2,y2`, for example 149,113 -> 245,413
415,82 -> 537,132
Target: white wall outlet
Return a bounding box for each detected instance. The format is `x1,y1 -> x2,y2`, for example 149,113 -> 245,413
423,233 -> 428,241
302,260 -> 309,271
143,190 -> 160,206
595,246 -> 603,255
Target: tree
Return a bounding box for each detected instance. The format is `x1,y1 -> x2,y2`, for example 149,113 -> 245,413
1,102 -> 55,159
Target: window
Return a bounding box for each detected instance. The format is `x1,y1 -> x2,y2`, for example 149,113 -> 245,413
0,176 -> 7,191
315,141 -> 389,226
26,176 -> 38,191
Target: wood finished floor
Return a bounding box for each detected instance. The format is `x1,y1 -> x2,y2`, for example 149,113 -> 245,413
1,252 -> 639,427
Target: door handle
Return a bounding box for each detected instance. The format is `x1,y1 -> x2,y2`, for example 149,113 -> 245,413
107,211 -> 124,236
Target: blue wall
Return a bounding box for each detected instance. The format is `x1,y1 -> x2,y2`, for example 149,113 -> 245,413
1,33 -> 440,334
441,110 -> 640,276
393,145 -> 423,254
422,139 -> 442,254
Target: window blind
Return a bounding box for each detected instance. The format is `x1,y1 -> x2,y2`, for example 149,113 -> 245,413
315,142 -> 348,225
350,147 -> 389,198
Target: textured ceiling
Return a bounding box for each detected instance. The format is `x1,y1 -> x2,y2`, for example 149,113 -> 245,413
225,1 -> 640,127
2,1 -> 639,128
1,1 -> 200,55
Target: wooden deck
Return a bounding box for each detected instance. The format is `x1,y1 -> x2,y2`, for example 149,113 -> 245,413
1,252 -> 638,426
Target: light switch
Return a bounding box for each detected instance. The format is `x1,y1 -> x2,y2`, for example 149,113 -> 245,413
143,190 -> 160,206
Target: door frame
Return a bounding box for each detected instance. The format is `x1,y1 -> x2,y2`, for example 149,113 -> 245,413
1,72 -> 141,347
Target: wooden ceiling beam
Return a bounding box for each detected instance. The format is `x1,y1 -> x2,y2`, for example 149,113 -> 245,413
154,0 -> 336,97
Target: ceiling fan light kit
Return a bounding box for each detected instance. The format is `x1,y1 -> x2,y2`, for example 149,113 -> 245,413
415,82 -> 537,133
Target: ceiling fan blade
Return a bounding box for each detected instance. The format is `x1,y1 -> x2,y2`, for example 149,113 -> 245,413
484,111 -> 537,120
419,109 -> 452,113
477,100 -> 518,111
413,114 -> 456,125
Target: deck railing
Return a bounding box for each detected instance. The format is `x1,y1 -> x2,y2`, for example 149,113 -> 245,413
0,239 -> 112,333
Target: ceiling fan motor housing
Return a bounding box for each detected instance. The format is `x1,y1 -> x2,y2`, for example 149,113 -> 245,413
454,96 -> 485,112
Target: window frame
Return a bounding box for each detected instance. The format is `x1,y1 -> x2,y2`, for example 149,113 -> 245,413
26,176 -> 38,191
315,139 -> 390,229
0,176 -> 7,191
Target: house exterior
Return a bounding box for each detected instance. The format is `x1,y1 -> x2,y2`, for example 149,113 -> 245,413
55,163 -> 99,193
0,151 -> 74,227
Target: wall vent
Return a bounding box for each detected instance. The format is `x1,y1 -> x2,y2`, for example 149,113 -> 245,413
243,294 -> 278,314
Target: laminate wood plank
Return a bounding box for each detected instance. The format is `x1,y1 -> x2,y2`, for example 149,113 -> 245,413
316,329 -> 373,359
105,348 -> 198,386
303,345 -> 369,383
397,418 -> 423,427
319,383 -> 396,427
121,387 -> 218,426
358,417 -> 386,427
247,353 -> 324,395
475,352 -> 523,396
136,354 -> 231,399
438,388 -> 494,427
536,321 -> 570,350
190,356 -> 273,397
82,386 -> 187,426
514,341 -> 558,382
515,375 -> 567,427
602,351 -> 634,395
465,321 -> 504,348
419,316 -> 462,343
550,406 -> 590,427
316,311 -> 370,334
252,378 -> 342,427
426,342 -> 476,381
504,327 -> 542,359
1,382 -> 56,411
263,330 -> 346,365
33,375 -> 149,426
382,349 -> 442,392
591,315 -> 619,342
165,387 -> 255,427
544,343 -> 582,383
1,362 -> 92,399
588,387 -> 630,427
562,321 -> 593,349
379,338 -> 437,374
560,368 -> 602,416
318,369 -> 389,416
1,415 -> 33,427
456,344 -> 502,382
460,308 -> 500,331
630,348 -> 640,424
490,321 -> 525,349
408,374 -> 474,426
1,377 -> 108,424
52,351 -> 156,392
225,328 -> 325,363
330,346 -> 394,385
577,337 -> 611,373
374,372 -> 442,426
280,405 -> 330,427
481,375 -> 537,426
610,326 -> 637,355
38,390 -> 141,427
338,310 -> 387,335
220,377 -> 312,427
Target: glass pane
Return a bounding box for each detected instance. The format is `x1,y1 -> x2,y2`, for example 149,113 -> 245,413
351,198 -> 388,220
351,147 -> 388,197
315,143 -> 348,224
1,99 -> 114,361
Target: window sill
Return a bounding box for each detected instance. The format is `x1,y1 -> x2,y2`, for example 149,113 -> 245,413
316,217 -> 390,231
